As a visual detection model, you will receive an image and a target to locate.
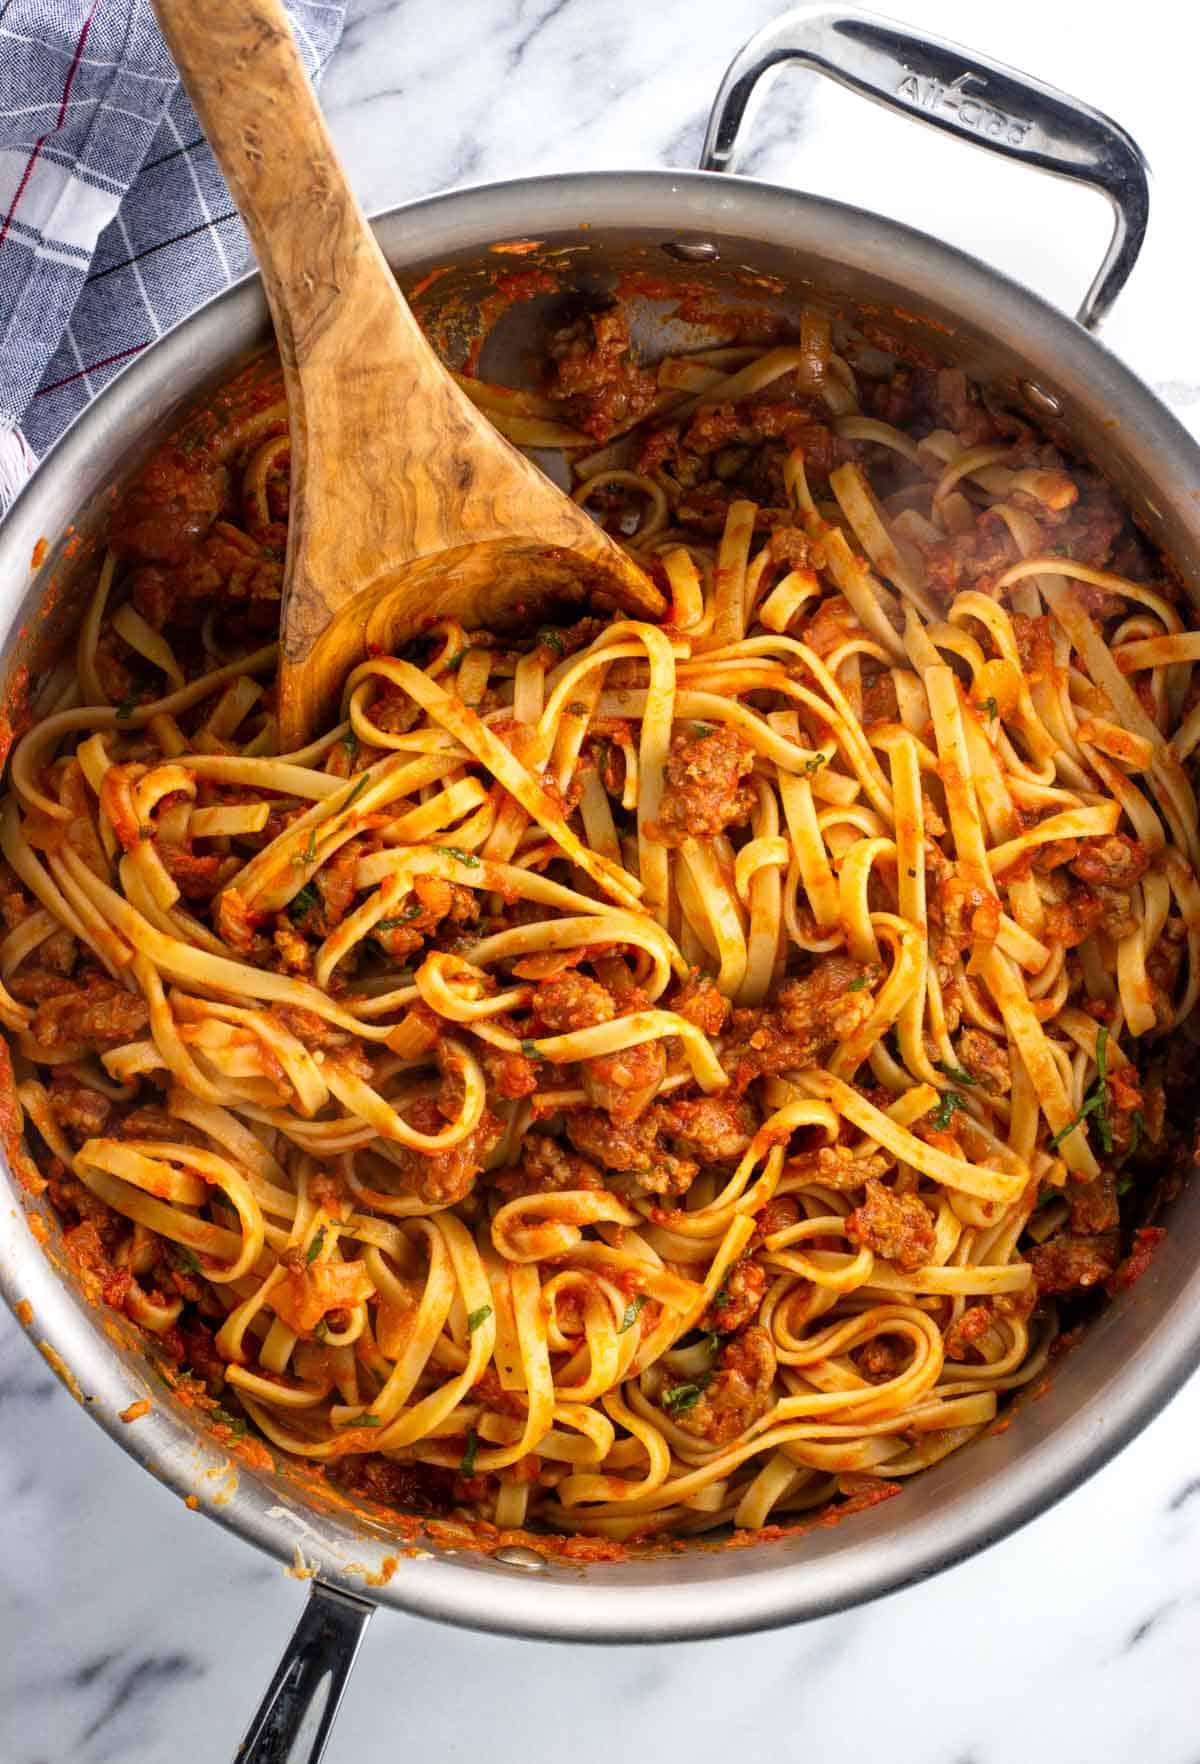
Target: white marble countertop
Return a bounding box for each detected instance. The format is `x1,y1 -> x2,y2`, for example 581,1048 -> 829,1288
3,1 -> 1200,1760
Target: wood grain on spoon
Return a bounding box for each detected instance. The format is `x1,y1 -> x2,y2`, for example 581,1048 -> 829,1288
151,0 -> 663,749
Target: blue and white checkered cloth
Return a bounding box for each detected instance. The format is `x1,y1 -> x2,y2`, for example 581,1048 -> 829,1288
0,0 -> 346,513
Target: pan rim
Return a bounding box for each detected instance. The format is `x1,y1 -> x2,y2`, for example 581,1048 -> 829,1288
2,166 -> 1197,1642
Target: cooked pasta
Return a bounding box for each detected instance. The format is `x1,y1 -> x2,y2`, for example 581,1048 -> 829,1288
5,298 -> 1191,1543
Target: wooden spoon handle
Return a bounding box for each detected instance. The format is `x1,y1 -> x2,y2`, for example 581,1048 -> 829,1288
153,0 -> 664,752
150,0 -> 401,368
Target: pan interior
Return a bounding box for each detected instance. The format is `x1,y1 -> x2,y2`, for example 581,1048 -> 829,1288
2,172 -> 1198,1639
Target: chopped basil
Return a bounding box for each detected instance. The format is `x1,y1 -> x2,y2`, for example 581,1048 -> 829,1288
1094,1027 -> 1114,1156
1116,1173 -> 1134,1196
1049,1028 -> 1112,1153
938,1063 -> 976,1087
176,1246 -> 202,1273
460,1426 -> 480,1475
535,627 -> 565,655
980,697 -> 999,720
313,1318 -> 330,1342
293,828 -> 318,867
435,845 -> 480,867
662,1382 -> 704,1415
211,1407 -> 247,1439
1128,1108 -> 1146,1159
114,698 -> 136,721
177,432 -> 202,458
1048,1092 -> 1104,1151
306,1226 -> 325,1263
618,1294 -> 646,1333
845,975 -> 870,993
566,701 -> 588,716
442,651 -> 466,672
289,882 -> 319,920
690,721 -> 717,737
376,903 -> 422,930
929,1090 -> 966,1133
342,726 -> 359,761
804,753 -> 827,774
467,1304 -> 493,1334
356,1412 -> 381,1427
520,1039 -> 544,1059
711,1286 -> 730,1311
341,773 -> 369,812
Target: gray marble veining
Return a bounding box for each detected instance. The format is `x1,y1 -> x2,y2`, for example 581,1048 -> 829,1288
2,0 -> 1200,1759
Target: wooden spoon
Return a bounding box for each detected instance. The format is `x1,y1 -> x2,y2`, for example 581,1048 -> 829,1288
151,0 -> 663,749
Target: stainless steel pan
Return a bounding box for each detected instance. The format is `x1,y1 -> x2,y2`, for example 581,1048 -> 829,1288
1,10 -> 1195,1761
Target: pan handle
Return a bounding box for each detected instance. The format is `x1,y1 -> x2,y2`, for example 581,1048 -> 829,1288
699,3 -> 1149,331
234,1579 -> 374,1764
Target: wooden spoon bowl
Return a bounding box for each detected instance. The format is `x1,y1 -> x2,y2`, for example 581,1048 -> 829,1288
151,0 -> 663,748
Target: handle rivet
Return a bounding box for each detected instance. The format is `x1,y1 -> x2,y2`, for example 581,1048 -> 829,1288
663,240 -> 721,263
494,1545 -> 549,1571
1020,380 -> 1063,418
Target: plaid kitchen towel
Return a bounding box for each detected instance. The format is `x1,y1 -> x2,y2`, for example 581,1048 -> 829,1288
0,0 -> 346,513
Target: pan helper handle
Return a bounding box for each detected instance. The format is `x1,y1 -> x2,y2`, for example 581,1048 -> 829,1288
700,3 -> 1149,331
234,1579 -> 374,1764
